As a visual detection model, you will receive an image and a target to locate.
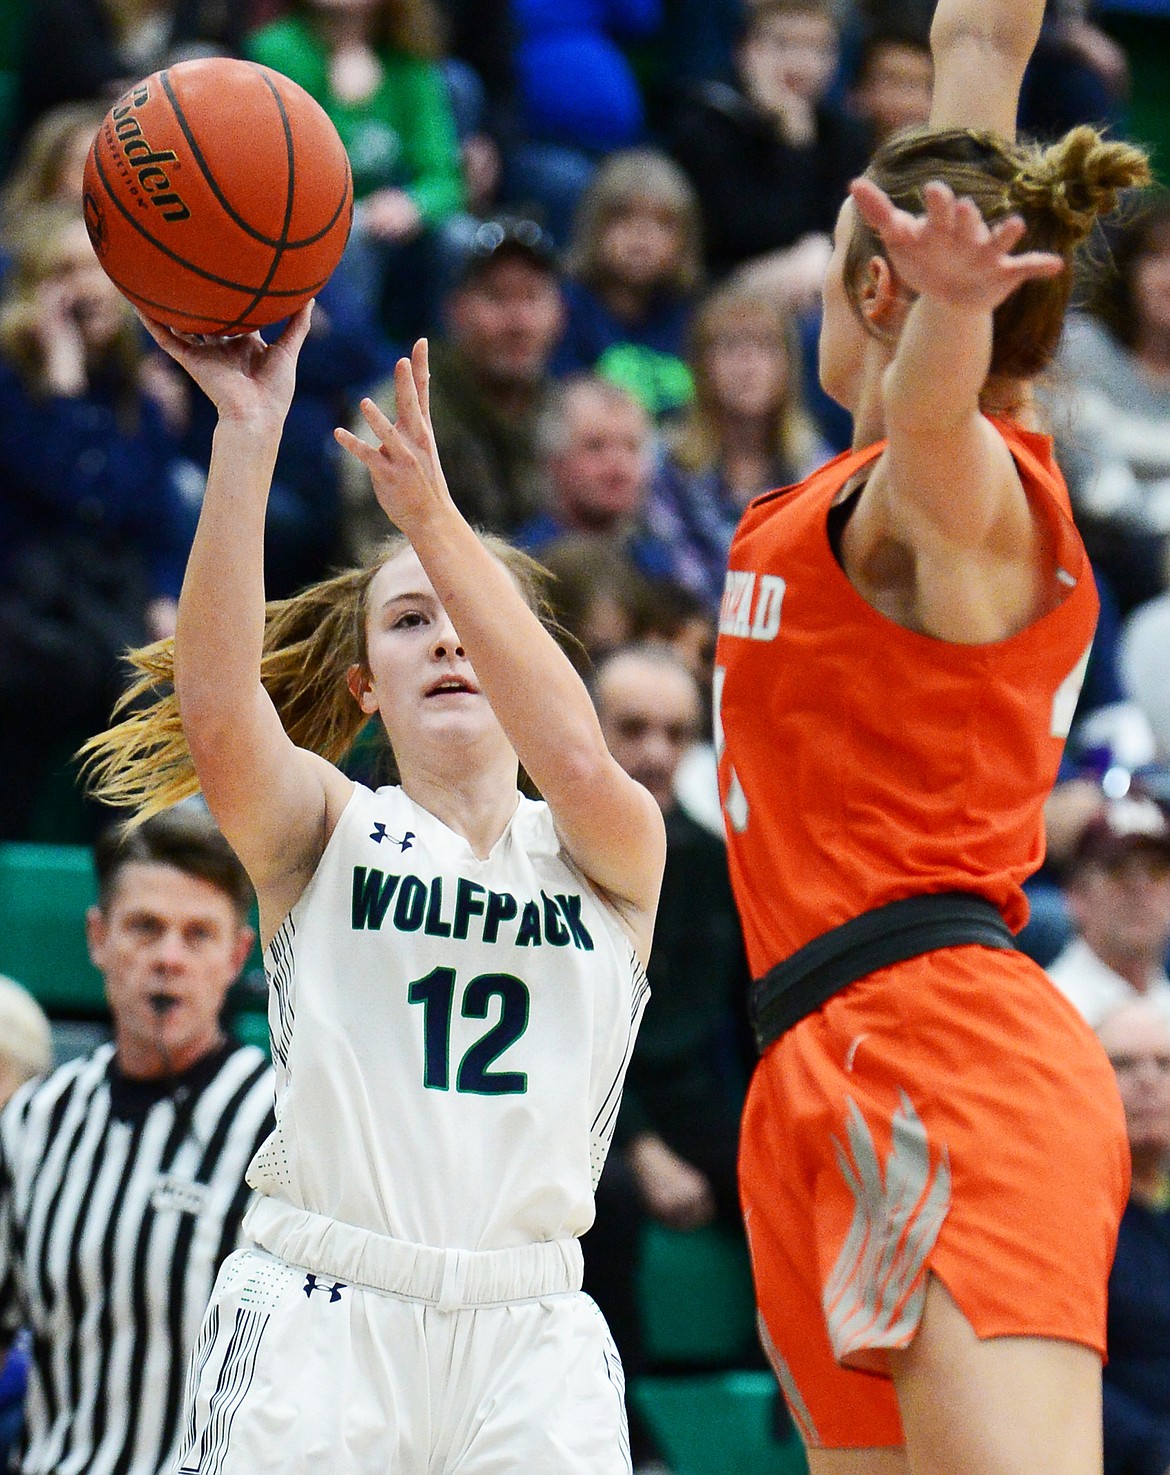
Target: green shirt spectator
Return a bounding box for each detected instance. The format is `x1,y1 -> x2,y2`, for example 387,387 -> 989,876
247,13 -> 465,226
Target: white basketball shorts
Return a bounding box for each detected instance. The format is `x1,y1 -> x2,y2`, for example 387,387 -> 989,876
174,1210 -> 631,1474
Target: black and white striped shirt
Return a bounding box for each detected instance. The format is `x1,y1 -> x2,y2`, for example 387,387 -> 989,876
0,1041 -> 274,1475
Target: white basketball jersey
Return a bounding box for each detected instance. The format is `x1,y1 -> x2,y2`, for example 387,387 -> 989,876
247,784 -> 648,1251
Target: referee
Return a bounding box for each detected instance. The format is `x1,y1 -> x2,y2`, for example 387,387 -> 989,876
0,807 -> 274,1475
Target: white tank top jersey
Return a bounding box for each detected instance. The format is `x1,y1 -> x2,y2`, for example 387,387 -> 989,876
247,783 -> 649,1252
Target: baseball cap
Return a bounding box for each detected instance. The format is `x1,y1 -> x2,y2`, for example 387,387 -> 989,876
453,215 -> 558,287
1071,794 -> 1170,872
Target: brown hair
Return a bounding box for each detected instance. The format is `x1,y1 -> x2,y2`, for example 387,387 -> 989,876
297,0 -> 445,58
672,280 -> 819,475
79,534 -> 556,822
566,148 -> 704,295
844,124 -> 1152,380
93,805 -> 254,919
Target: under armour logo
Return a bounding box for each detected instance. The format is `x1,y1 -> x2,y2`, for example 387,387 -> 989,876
370,824 -> 414,852
303,1274 -> 346,1302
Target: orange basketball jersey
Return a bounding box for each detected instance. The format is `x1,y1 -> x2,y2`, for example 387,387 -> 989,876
714,418 -> 1098,982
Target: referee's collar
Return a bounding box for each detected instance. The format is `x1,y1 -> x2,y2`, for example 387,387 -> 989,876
106,1039 -> 236,1123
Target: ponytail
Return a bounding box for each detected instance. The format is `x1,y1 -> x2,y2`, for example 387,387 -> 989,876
78,557 -> 387,824
79,531 -> 558,823
844,123 -> 1152,379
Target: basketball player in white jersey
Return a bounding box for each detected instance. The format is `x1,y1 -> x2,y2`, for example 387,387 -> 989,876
87,318 -> 667,1473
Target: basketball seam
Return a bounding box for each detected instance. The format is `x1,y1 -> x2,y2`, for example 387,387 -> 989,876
160,65 -> 351,251
89,146 -> 330,302
212,72 -> 298,334
96,261 -> 334,332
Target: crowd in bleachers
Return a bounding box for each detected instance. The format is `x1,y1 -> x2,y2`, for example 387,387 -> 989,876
0,0 -> 1166,852
1,0 -> 1170,1471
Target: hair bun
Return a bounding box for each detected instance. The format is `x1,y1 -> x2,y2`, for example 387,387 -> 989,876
1012,126 -> 1152,248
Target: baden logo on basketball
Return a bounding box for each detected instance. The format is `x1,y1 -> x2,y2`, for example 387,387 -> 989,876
107,85 -> 191,223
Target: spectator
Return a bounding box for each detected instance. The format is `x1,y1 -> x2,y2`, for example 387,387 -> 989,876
1018,0 -> 1129,143
0,806 -> 275,1475
0,204 -> 199,840
646,280 -> 827,613
0,980 -> 50,1467
247,0 -> 465,340
1046,191 -> 1170,614
1096,998 -> 1170,1475
666,0 -> 869,303
847,22 -> 933,146
1122,559 -> 1170,765
0,102 -> 105,268
505,0 -> 664,245
597,645 -> 750,1230
433,0 -> 517,218
653,0 -> 743,93
586,643 -> 750,1473
0,979 -> 50,1110
1047,791 -> 1170,1027
516,375 -> 683,588
556,147 -> 703,421
538,536 -> 668,668
341,215 -> 564,551
14,0 -> 250,140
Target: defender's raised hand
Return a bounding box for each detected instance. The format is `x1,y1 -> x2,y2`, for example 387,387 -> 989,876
850,176 -> 1065,314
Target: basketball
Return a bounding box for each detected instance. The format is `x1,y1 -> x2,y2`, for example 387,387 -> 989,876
83,57 -> 353,336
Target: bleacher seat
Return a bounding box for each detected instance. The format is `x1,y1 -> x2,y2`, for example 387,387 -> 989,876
0,842 -> 104,1013
632,1372 -> 806,1475
638,1220 -> 759,1367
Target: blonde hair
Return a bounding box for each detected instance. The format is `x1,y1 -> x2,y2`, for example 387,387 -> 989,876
79,534 -> 556,822
0,100 -> 105,243
672,281 -> 819,475
566,148 -> 704,296
0,976 -> 52,1085
0,202 -> 142,398
845,124 -> 1152,379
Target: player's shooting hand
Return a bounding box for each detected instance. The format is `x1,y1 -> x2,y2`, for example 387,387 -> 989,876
336,339 -> 454,536
133,301 -> 313,431
850,177 -> 1064,315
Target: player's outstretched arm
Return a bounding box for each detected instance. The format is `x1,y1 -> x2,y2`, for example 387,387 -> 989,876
140,307 -> 352,903
849,178 -> 1065,638
929,0 -> 1045,138
337,342 -> 666,958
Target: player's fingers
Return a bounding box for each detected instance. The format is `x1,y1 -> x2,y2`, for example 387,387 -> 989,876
990,215 -> 1028,251
333,426 -> 371,463
952,196 -> 988,242
394,353 -> 426,439
275,300 -> 314,357
335,424 -> 412,481
923,181 -> 959,235
849,176 -> 900,233
133,309 -> 189,358
357,394 -> 410,453
1005,251 -> 1065,282
412,338 -> 431,422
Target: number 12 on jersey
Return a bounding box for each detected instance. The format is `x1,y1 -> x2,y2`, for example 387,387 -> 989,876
408,968 -> 530,1095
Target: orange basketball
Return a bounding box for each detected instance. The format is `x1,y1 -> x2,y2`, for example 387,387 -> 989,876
83,57 -> 353,335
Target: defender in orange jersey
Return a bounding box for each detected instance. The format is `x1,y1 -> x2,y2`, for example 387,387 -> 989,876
713,4 -> 1152,1474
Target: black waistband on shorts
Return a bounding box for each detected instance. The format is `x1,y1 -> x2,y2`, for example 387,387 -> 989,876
750,891 -> 1016,1053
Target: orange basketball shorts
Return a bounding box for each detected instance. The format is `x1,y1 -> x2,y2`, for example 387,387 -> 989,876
738,944 -> 1129,1450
